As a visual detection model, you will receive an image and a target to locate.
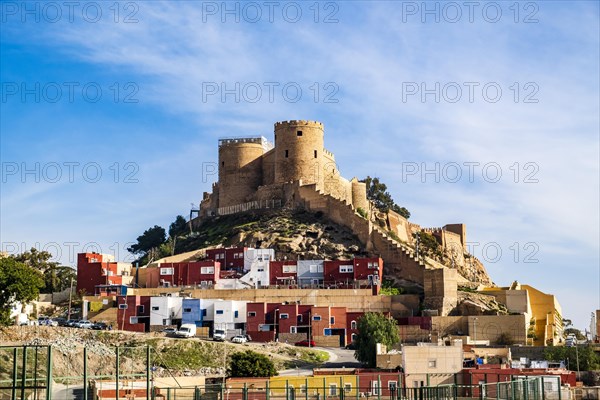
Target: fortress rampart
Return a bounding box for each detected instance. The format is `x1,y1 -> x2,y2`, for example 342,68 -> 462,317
201,120 -> 368,215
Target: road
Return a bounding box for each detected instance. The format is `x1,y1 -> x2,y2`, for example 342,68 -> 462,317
279,346 -> 363,376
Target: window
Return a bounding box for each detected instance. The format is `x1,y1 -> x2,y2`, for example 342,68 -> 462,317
371,381 -> 380,395
291,326 -> 297,333
280,313 -> 289,319
283,264 -> 297,273
330,316 -> 335,324
248,311 -> 257,317
351,333 -> 357,342
221,161 -> 224,167
202,309 -> 207,317
234,311 -> 239,318
201,266 -> 215,274
428,359 -> 437,368
233,253 -> 239,259
388,382 -> 397,392
351,320 -> 357,329
344,384 -> 352,393
313,315 -> 321,321
160,267 -> 174,275
137,305 -> 144,314
257,268 -> 264,272
130,317 -> 138,324
314,150 -> 317,158
329,385 -> 337,396
297,315 -> 302,323
184,308 -> 192,313
151,306 -> 159,311
285,150 -> 289,158
118,304 -> 128,309
309,264 -> 318,273
339,265 -> 353,273
216,310 -> 224,315
318,265 -> 324,273
297,130 -> 303,136
264,255 -> 270,260
238,252 -> 243,258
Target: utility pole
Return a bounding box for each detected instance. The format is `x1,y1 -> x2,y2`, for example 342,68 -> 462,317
67,277 -> 74,319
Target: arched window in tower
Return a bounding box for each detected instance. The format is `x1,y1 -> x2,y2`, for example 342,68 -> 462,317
297,131 -> 303,136
285,150 -> 289,158
314,150 -> 317,158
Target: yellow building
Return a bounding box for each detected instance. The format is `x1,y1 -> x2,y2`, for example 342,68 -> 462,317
480,282 -> 563,346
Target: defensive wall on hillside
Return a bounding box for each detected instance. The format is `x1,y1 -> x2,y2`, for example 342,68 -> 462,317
197,119 -> 490,288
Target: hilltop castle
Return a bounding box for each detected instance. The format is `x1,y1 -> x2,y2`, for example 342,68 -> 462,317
200,120 -> 492,290
200,120 -> 369,216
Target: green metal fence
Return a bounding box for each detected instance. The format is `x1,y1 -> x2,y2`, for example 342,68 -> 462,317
0,346 -> 555,400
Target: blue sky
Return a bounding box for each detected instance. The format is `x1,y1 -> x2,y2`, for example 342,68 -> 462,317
1,1 -> 598,330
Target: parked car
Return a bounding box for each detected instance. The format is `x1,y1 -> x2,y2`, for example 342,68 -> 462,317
77,320 -> 94,329
91,322 -> 108,330
162,328 -> 177,336
345,342 -> 357,350
231,335 -> 248,344
66,319 -> 79,327
213,329 -> 226,341
37,317 -> 58,327
294,340 -> 316,347
54,317 -> 68,327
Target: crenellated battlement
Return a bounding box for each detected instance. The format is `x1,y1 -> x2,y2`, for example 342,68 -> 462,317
274,120 -> 324,129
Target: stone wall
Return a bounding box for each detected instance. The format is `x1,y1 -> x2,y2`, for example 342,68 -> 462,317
127,288 -> 392,312
423,268 -> 458,316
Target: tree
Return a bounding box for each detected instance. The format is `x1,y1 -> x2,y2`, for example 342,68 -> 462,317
127,225 -> 167,256
227,350 -> 278,377
564,328 -> 586,341
0,257 -> 45,325
544,345 -> 599,371
11,248 -> 74,293
354,312 -> 399,367
360,177 -> 410,219
496,332 -> 515,346
169,215 -> 188,238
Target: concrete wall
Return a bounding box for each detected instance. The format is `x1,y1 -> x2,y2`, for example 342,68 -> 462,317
129,289 -> 392,312
401,345 -> 463,374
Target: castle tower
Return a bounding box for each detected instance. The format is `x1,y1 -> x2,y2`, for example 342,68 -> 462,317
274,120 -> 324,188
218,137 -> 268,208
351,178 -> 369,211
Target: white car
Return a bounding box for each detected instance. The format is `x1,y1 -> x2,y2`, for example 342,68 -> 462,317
231,335 -> 248,344
77,320 -> 94,329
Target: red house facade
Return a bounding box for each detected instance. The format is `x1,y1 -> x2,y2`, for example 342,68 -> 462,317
269,260 -> 298,285
206,247 -> 246,270
116,295 -> 150,332
146,261 -> 220,288
77,253 -> 132,295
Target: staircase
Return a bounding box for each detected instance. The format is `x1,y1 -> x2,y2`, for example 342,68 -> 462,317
297,185 -> 442,285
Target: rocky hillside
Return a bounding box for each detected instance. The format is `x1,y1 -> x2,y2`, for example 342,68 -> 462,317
179,209 -> 369,261
0,326 -> 329,378
176,208 -> 492,287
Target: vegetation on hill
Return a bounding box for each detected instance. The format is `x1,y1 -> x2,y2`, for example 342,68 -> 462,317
9,248 -> 75,294
0,256 -> 45,325
228,350 -> 277,377
361,176 -> 410,219
544,345 -> 600,371
354,312 -> 399,367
